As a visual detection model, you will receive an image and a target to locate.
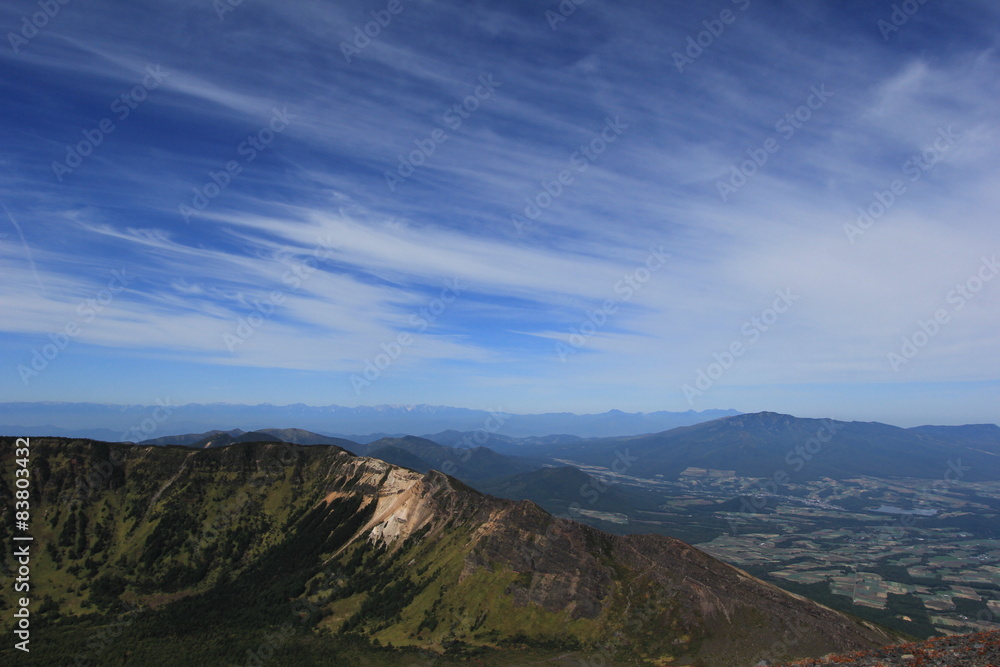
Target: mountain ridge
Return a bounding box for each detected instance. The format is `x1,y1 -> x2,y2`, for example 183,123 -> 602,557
526,411 -> 1000,481
0,436 -> 902,665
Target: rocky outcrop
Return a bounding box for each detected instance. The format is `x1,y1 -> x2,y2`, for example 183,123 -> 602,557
777,630 -> 1000,666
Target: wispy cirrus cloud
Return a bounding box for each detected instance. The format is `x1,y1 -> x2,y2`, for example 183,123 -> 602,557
0,0 -> 997,424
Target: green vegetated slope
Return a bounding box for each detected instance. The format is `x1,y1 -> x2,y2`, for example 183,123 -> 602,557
476,465 -> 661,513
0,437 -> 902,666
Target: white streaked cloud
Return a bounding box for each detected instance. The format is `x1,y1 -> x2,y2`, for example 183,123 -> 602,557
0,0 -> 997,423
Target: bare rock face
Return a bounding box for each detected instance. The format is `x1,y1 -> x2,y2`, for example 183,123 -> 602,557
324,455 -> 900,663
461,502 -> 615,619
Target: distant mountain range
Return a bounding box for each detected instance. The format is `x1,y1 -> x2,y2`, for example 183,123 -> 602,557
525,411 -> 1000,482
136,429 -> 543,483
118,412 -> 1000,532
130,410 -> 1000,486
0,401 -> 740,439
139,427 -> 358,450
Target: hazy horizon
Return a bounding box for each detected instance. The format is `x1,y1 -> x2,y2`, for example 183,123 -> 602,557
1,400 -> 997,433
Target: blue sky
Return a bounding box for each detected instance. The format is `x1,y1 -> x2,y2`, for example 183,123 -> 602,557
1,0 -> 998,426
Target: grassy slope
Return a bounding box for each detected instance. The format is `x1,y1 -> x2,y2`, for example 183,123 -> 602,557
0,437 -> 901,666
0,439 -> 634,665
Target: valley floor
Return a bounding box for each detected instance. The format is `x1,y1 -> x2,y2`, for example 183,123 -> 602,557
555,460 -> 1000,640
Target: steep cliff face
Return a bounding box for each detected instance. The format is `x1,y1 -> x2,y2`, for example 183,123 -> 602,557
0,437 -> 900,665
